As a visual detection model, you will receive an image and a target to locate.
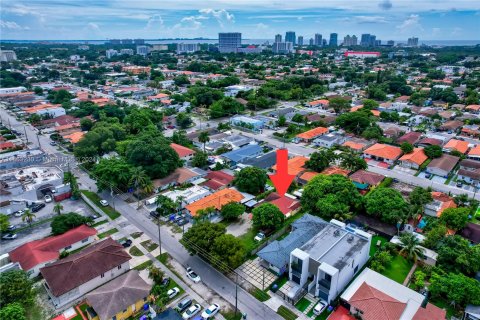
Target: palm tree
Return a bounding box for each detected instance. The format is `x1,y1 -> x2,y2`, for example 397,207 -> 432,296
129,167 -> 151,209
21,209 -> 36,226
53,203 -> 63,215
399,233 -> 425,262
154,195 -> 176,256
198,131 -> 210,153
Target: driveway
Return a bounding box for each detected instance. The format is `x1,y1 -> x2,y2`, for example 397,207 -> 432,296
235,257 -> 277,291
226,213 -> 252,237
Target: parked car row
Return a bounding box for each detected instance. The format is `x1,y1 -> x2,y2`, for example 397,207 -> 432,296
176,296 -> 220,319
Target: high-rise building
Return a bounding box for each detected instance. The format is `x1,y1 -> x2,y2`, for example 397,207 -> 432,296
219,32 -> 242,53
407,37 -> 419,46
272,42 -> 294,54
122,39 -> 133,44
309,38 -> 314,46
275,34 -> 282,43
360,34 -> 377,47
151,44 -> 169,51
297,36 -> 304,46
314,34 -> 322,46
387,40 -> 395,46
343,35 -> 358,46
0,50 -> 17,62
285,31 -> 296,46
136,45 -> 149,56
120,49 -> 134,55
109,39 -> 121,44
329,33 -> 338,46
322,39 -> 327,46
134,39 -> 145,45
105,49 -> 118,59
176,43 -> 200,54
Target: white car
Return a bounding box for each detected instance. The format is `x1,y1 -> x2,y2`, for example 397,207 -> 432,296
14,210 -> 24,217
167,287 -> 180,299
254,232 -> 265,242
186,267 -> 201,283
44,195 -> 52,203
313,300 -> 327,316
201,303 -> 220,319
182,303 -> 201,319
99,200 -> 108,206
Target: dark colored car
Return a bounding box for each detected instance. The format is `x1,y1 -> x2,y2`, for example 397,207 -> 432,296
177,218 -> 188,226
176,297 -> 192,313
31,203 -> 46,212
173,215 -> 184,223
160,277 -> 170,287
150,211 -> 160,218
118,239 -> 132,248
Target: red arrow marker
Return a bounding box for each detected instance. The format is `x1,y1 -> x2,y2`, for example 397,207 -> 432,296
269,149 -> 295,197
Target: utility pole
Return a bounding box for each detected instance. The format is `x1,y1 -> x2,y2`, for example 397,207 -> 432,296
36,134 -> 42,150
235,273 -> 238,317
24,126 -> 29,144
262,267 -> 265,290
157,218 -> 162,256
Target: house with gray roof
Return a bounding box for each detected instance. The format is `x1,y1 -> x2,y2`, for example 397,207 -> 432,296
221,144 -> 263,166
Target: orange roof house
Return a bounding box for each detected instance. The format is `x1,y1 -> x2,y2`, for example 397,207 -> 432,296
399,148 -> 428,169
308,99 -> 329,107
296,127 -> 328,142
297,171 -> 320,184
343,141 -> 366,151
185,188 -> 244,216
321,166 -> 350,176
466,104 -> 480,113
468,145 -> 480,160
62,131 -> 85,144
90,98 -> 112,107
170,143 -> 196,159
426,192 -> 457,217
272,156 -> 309,176
443,139 -> 469,154
350,105 -> 363,112
363,143 -> 403,163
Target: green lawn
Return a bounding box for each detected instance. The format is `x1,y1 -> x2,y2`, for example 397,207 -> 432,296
306,307 -> 331,320
295,297 -> 312,312
166,278 -> 185,301
133,260 -> 153,271
269,274 -> 288,291
81,190 -> 121,220
91,219 -> 108,227
221,310 -> 243,320
129,246 -> 144,256
97,228 -> 118,239
277,305 -> 298,320
380,254 -> 413,284
370,235 -> 388,256
238,228 -> 261,253
250,288 -> 271,302
140,240 -> 159,252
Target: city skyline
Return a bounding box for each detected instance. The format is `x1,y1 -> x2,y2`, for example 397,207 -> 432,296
1,0 -> 480,40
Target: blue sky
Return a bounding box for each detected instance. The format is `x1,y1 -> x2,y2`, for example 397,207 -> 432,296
1,0 -> 479,40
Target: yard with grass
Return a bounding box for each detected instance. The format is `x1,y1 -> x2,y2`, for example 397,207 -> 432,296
221,310 -> 243,320
250,288 -> 271,302
71,303 -> 89,320
81,190 -> 121,220
277,305 -> 298,320
91,219 -> 108,227
306,307 -> 331,320
97,228 -> 118,239
141,240 -> 159,252
165,278 -> 185,301
380,254 -> 413,284
295,297 -> 311,312
129,246 -> 144,256
369,235 -> 388,256
133,260 -> 153,271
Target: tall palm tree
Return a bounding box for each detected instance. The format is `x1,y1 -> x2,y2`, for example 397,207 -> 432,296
154,195 -> 176,256
21,209 -> 36,226
399,233 -> 425,262
198,131 -> 210,153
129,166 -> 151,209
53,203 -> 63,215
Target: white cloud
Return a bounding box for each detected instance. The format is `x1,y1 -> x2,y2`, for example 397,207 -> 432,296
0,20 -> 29,30
355,15 -> 388,24
146,14 -> 164,29
451,27 -> 463,35
396,14 -> 422,33
199,8 -> 235,27
86,22 -> 100,31
173,16 -> 203,31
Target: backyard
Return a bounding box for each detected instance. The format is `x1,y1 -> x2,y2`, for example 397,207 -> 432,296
380,254 -> 413,284
369,235 -> 388,256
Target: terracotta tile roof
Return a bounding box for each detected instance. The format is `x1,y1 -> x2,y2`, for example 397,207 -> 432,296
468,145 -> 480,156
349,282 -> 407,320
443,139 -> 469,154
153,167 -> 199,187
364,143 -> 403,161
24,104 -> 61,113
431,192 -> 457,217
399,148 -> 428,166
350,170 -> 385,186
350,105 -> 363,112
170,143 -> 196,158
343,141 -> 365,151
0,141 -> 15,150
412,302 -> 447,320
370,110 -> 381,117
55,122 -> 81,132
62,131 -> 85,144
203,171 -> 234,190
418,137 -> 443,146
321,166 -> 350,176
427,154 -> 460,174
396,132 -> 422,145
466,104 -> 480,111
298,171 -> 320,182
272,156 -> 309,176
185,188 -> 244,216
10,225 -> 97,271
296,127 -> 328,140
308,99 -> 329,106
263,193 -> 300,215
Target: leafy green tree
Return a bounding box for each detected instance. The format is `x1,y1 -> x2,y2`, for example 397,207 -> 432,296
436,235 -> 480,276
182,222 -> 226,256
0,303 -> 26,320
173,74 -> 190,86
328,97 -> 351,114
339,151 -> 367,172
362,99 -> 379,110
129,166 -> 153,207
21,209 -> 35,226
151,285 -> 169,311
198,131 -> 210,153
412,270 -> 426,291
424,145 -> 443,159
398,233 -> 425,262
191,151 -> 208,168
409,187 -> 432,215
93,158 -> 134,191
212,234 -> 245,269
28,114 -> 41,125
370,251 -> 392,273
51,212 -> 90,235
301,174 -> 362,221
423,224 -> 447,249
335,111 -> 374,135
220,202 -> 245,221
176,112 -> 192,129
53,203 -> 63,215
305,149 -> 336,172
0,270 -> 34,307
439,207 -> 470,231
148,266 -> 165,284
365,187 -> 409,224
0,214 -> 9,232
233,167 -> 267,195
80,118 -> 94,131
33,87 -> 43,95
400,142 -> 414,154
252,203 -> 284,231
154,195 -> 176,216
429,272 -> 480,307
277,115 -> 287,127
209,97 -> 244,118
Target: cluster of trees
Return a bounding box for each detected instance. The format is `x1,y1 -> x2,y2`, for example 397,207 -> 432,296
256,76 -> 326,101
233,167 -> 268,195
305,148 -> 367,173
51,212 -> 92,235
0,270 -> 35,320
251,203 -> 284,231
182,222 -> 245,269
335,109 -> 383,140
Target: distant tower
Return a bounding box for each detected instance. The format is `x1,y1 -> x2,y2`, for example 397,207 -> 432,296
329,33 -> 338,47
275,34 -> 282,43
285,31 -> 296,46
297,36 -> 304,46
314,34 -> 322,46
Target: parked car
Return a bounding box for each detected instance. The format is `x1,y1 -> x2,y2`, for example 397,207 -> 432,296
182,303 -> 201,319
89,214 -> 100,220
425,173 -> 431,178
160,277 -> 170,287
176,297 -> 193,313
2,233 -> 17,240
118,239 -> 132,248
186,267 -> 201,283
31,203 -> 46,212
50,141 -> 57,146
254,232 -> 265,242
167,287 -> 180,299
7,225 -> 16,231
150,211 -> 160,218
177,218 -> 188,226
201,303 -> 220,319
456,182 -> 463,188
313,300 -> 327,316
44,195 -> 52,203
174,215 -> 184,223
99,200 -> 108,206
14,210 -> 24,217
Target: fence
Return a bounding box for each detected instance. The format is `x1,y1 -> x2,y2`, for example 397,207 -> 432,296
250,224 -> 291,256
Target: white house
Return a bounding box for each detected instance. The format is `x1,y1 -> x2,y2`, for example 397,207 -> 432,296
40,238 -> 131,308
